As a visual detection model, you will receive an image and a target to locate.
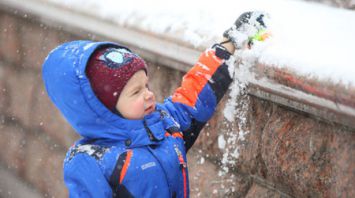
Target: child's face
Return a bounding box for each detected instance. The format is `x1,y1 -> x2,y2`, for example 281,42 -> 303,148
115,70 -> 156,120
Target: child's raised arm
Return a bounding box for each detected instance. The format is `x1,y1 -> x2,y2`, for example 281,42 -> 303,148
162,11 -> 270,151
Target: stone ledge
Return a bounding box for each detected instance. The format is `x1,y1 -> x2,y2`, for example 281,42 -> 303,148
0,0 -> 199,72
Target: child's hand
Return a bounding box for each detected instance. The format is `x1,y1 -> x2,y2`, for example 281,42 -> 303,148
223,11 -> 271,49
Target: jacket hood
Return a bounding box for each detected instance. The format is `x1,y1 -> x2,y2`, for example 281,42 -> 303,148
42,40 -> 164,143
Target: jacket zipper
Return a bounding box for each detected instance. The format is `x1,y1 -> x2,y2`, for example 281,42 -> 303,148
143,120 -> 157,141
174,145 -> 187,198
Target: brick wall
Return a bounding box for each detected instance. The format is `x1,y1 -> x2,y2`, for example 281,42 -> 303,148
1,8 -> 354,198
0,11 -> 82,197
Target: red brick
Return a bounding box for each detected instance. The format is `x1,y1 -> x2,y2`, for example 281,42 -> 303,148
19,22 -> 48,70
257,102 -> 354,197
237,98 -> 273,175
147,62 -> 183,102
0,125 -> 26,174
187,148 -> 251,197
18,23 -> 63,71
30,78 -> 79,148
42,28 -> 62,56
0,66 -> 10,113
329,130 -> 355,197
4,67 -> 36,126
193,95 -> 354,197
41,145 -> 68,197
24,134 -> 67,197
0,13 -> 21,65
193,95 -> 259,170
245,183 -> 281,198
193,96 -> 228,153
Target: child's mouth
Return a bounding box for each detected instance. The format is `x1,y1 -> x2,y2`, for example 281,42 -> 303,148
144,104 -> 155,115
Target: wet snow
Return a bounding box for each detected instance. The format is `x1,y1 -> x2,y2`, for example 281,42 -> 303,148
47,0 -> 355,85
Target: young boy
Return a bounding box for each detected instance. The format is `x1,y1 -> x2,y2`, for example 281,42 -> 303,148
43,11 -> 268,198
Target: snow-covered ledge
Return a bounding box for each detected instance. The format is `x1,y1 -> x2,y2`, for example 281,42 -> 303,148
0,0 -> 201,72
3,0 -> 354,129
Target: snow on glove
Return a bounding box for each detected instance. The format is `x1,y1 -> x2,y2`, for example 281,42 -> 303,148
223,11 -> 271,49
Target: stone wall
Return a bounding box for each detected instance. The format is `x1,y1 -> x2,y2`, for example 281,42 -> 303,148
0,11 -> 75,197
189,95 -> 354,197
1,7 -> 354,198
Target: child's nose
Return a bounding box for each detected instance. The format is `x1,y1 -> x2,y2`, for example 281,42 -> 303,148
144,89 -> 154,100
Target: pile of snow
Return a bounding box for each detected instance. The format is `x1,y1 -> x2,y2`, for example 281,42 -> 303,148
47,0 -> 355,86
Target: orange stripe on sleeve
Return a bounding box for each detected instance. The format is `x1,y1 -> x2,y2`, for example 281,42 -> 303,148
119,150 -> 133,184
172,49 -> 222,107
172,132 -> 183,139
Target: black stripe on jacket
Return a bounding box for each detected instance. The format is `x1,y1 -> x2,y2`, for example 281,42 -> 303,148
109,152 -> 134,198
184,45 -> 233,151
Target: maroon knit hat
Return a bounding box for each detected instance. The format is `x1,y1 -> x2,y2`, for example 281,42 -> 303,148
86,46 -> 147,111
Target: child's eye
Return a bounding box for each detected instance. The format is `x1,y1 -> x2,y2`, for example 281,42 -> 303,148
130,89 -> 140,96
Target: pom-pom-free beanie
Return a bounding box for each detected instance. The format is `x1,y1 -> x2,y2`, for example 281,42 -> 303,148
86,46 -> 147,111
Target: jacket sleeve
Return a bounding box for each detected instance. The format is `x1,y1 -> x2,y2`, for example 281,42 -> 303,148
163,44 -> 234,151
64,154 -> 112,198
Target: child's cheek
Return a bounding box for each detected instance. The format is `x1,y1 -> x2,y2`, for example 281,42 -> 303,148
131,99 -> 145,115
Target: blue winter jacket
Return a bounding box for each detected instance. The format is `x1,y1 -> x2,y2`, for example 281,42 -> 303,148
42,40 -> 233,198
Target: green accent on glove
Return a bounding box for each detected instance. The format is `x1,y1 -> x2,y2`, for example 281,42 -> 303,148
250,29 -> 270,42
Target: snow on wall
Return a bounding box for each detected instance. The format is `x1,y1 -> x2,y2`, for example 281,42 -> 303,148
47,0 -> 355,86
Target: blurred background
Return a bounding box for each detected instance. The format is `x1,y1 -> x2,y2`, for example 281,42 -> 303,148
0,0 -> 354,197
